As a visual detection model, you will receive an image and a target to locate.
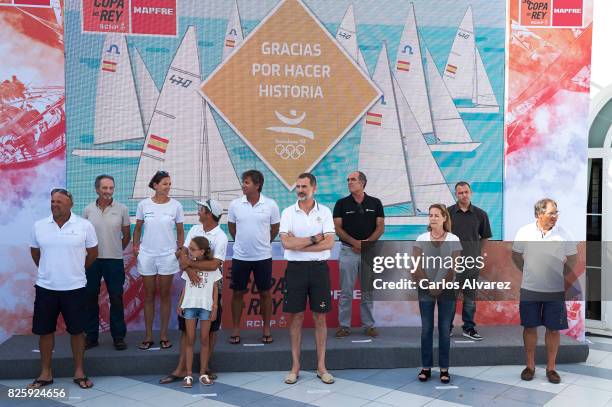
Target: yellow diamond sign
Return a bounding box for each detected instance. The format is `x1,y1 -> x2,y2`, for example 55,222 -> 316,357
200,0 -> 381,189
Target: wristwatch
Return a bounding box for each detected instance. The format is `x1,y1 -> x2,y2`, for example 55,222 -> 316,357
310,235 -> 317,244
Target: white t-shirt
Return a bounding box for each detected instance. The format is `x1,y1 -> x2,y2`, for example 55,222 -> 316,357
30,213 -> 98,290
279,201 -> 335,261
415,232 -> 462,282
228,194 -> 280,261
183,224 -> 228,287
512,222 -> 577,292
136,198 -> 184,256
180,269 -> 222,310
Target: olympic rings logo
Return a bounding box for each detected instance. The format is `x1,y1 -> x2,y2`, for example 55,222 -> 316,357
275,143 -> 305,160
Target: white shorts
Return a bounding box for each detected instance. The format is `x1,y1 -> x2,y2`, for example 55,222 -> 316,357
137,252 -> 180,276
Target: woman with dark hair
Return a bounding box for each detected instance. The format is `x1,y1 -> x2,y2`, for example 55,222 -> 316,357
133,171 -> 185,350
413,204 -> 461,384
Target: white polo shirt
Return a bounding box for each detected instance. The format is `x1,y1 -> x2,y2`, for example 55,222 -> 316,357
83,200 -> 130,259
184,224 -> 228,274
512,222 -> 577,292
30,213 -> 98,291
279,200 -> 335,261
227,194 -> 280,261
136,198 -> 184,256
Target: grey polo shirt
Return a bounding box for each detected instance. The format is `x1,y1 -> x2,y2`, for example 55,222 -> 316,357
84,200 -> 130,259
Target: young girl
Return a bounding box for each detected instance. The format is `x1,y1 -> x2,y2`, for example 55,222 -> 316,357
176,236 -> 221,387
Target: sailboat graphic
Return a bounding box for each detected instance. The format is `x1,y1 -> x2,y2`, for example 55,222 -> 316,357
393,3 -> 480,152
335,4 -> 369,75
359,43 -> 454,226
424,48 -> 480,152
133,26 -> 242,205
132,48 -> 160,133
223,0 -> 244,60
93,34 -> 145,145
393,3 -> 433,135
443,6 -> 499,114
72,25 -> 243,220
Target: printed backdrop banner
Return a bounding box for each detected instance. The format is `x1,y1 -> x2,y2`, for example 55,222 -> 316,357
505,0 -> 593,340
0,0 -> 66,342
63,0 -> 506,332
0,0 -> 593,341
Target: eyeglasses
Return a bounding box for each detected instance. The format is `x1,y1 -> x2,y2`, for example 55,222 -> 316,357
155,170 -> 169,177
544,211 -> 560,217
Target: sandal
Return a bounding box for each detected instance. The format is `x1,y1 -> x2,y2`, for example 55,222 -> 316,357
28,378 -> 53,389
182,376 -> 193,388
73,377 -> 93,389
139,340 -> 154,350
316,371 -> 335,384
160,339 -> 172,349
159,374 -> 182,384
284,373 -> 298,385
440,370 -> 451,384
205,370 -> 218,380
228,335 -> 241,344
199,374 -> 213,386
261,335 -> 274,344
418,369 -> 431,382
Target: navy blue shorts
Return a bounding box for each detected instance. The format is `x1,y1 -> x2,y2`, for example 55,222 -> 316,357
519,290 -> 568,331
32,285 -> 87,335
230,258 -> 273,292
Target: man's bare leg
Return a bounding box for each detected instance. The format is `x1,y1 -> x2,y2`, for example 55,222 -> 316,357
288,312 -> 304,376
28,334 -> 54,389
313,313 -> 329,374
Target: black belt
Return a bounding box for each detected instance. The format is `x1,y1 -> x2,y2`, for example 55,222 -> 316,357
287,260 -> 327,265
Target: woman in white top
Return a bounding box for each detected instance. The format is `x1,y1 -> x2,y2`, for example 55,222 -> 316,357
176,236 -> 220,387
413,204 -> 462,384
133,170 -> 185,350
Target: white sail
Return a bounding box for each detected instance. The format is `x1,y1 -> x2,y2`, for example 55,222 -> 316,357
50,0 -> 62,27
223,0 -> 244,62
94,34 -> 145,145
336,5 -> 358,60
425,48 -> 479,151
204,103 -> 242,203
457,48 -> 499,113
357,50 -> 369,76
443,6 -> 476,101
393,74 -> 454,213
336,4 -> 370,76
394,3 -> 433,134
132,48 -> 160,133
132,26 -> 205,199
358,43 -> 412,207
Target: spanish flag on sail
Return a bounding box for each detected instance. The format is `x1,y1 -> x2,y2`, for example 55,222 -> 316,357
445,64 -> 458,75
397,60 -> 410,72
366,112 -> 382,126
225,38 -> 236,48
147,135 -> 169,153
101,60 -> 117,73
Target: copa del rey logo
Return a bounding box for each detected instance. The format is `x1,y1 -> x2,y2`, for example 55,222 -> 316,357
200,0 -> 380,189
